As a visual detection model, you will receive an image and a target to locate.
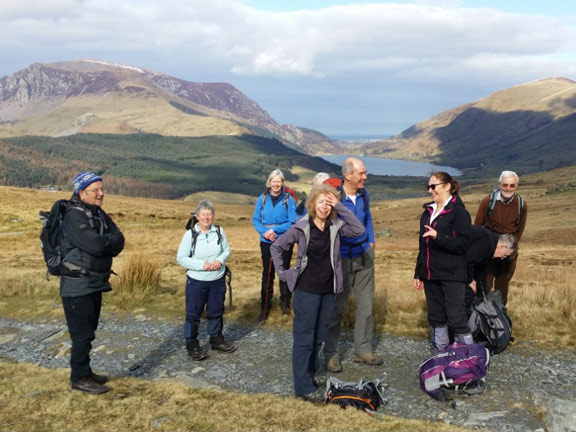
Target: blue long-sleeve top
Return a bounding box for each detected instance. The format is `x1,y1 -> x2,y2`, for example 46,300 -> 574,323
339,188 -> 375,258
252,189 -> 297,243
177,224 -> 231,281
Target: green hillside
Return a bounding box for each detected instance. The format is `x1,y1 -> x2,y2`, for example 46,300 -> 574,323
0,133 -> 346,198
0,133 -> 427,200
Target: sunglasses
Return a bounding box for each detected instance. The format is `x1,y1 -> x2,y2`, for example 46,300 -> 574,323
501,183 -> 517,189
426,182 -> 446,190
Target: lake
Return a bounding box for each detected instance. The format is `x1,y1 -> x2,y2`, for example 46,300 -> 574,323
320,155 -> 462,177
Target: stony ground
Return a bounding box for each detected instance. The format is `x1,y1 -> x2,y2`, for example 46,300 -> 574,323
1,313 -> 575,431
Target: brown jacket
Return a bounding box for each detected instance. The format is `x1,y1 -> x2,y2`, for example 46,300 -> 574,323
474,193 -> 527,241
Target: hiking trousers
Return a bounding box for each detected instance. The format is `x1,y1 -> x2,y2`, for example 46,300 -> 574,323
260,242 -> 292,310
485,254 -> 517,305
61,291 -> 102,382
185,275 -> 226,339
292,289 -> 335,396
325,247 -> 375,358
424,279 -> 470,336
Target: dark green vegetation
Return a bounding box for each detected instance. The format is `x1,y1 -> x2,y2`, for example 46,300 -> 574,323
0,133 -> 429,200
0,133 -> 339,198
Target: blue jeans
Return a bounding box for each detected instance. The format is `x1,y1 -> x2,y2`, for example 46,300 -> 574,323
292,289 -> 335,396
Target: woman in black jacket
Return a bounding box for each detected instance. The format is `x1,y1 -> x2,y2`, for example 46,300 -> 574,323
413,172 -> 473,354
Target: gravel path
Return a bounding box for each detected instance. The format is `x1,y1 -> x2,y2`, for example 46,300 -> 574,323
1,314 -> 575,431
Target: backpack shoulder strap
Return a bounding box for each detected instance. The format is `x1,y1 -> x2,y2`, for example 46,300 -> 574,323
189,229 -> 199,258
260,191 -> 268,222
283,191 -> 289,209
486,189 -> 499,218
516,195 -> 525,226
215,224 -> 222,245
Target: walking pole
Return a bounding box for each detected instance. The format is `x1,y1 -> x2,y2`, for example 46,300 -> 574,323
226,266 -> 233,310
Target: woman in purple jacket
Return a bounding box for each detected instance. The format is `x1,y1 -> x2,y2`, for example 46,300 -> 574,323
271,184 -> 365,402
414,172 -> 473,354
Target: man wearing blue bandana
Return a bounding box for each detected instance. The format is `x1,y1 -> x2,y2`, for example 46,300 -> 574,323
60,172 -> 125,394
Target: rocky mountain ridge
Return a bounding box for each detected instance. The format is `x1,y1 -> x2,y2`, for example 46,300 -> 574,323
0,59 -> 334,153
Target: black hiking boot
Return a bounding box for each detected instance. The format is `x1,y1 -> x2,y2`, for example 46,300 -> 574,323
210,335 -> 237,353
186,340 -> 208,361
298,388 -> 325,403
281,302 -> 291,315
90,372 -> 108,384
71,378 -> 109,395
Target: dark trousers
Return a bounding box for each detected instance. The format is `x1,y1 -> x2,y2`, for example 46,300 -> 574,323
61,291 -> 102,383
260,241 -> 292,310
485,255 -> 517,305
424,280 -> 469,335
292,289 -> 335,396
185,275 -> 226,340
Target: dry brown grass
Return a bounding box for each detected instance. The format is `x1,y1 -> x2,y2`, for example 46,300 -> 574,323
113,253 -> 162,309
0,362 -> 466,432
1,166 -> 575,347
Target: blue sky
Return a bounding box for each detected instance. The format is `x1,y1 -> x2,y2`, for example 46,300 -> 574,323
1,0 -> 575,136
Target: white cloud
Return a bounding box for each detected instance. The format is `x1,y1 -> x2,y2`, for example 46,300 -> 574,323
1,0 -> 575,134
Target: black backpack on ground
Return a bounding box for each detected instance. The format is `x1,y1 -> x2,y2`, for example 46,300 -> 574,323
324,377 -> 387,414
467,286 -> 512,354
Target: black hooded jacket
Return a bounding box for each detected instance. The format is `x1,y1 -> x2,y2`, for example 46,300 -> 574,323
414,194 -> 472,282
59,194 -> 125,297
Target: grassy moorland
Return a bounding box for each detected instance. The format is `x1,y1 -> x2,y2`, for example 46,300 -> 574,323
0,165 -> 574,431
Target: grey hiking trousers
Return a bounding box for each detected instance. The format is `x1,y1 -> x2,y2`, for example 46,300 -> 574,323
324,247 -> 376,358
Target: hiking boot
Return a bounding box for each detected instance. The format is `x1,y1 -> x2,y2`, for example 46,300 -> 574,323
326,356 -> 343,373
90,372 -> 108,384
353,352 -> 384,366
71,378 -> 109,395
281,303 -> 291,316
298,388 -> 325,403
186,340 -> 208,361
210,335 -> 237,353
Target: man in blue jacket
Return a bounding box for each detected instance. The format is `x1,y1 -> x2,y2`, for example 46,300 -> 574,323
324,158 -> 383,372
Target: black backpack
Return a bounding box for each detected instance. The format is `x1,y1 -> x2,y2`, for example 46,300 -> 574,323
39,199 -> 96,280
39,199 -> 69,279
325,377 -> 386,413
467,286 -> 513,354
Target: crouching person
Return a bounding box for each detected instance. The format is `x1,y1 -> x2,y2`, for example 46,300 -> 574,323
177,200 -> 235,361
271,185 -> 365,402
61,172 -> 125,394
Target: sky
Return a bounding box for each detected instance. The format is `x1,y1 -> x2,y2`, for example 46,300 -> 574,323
1,0 -> 576,137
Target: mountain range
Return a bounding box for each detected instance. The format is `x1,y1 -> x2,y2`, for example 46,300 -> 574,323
1,59 -> 575,197
357,77 -> 576,175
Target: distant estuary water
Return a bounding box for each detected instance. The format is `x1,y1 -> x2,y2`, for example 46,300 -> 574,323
320,155 -> 462,177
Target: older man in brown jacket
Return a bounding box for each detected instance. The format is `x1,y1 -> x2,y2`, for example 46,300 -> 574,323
474,170 -> 527,305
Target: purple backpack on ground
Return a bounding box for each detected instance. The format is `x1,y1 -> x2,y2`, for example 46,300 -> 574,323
419,342 -> 490,401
